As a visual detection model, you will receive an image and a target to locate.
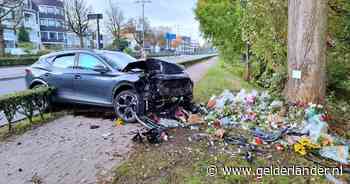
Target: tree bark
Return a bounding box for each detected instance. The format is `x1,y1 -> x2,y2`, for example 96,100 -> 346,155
79,35 -> 84,48
243,42 -> 251,81
0,24 -> 5,57
285,0 -> 327,104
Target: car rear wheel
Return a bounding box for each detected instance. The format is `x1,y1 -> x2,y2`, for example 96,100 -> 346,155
114,90 -> 143,123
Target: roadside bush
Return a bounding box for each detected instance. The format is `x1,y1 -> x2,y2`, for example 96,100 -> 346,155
0,57 -> 38,66
0,87 -> 55,132
18,42 -> 35,54
123,47 -> 134,56
0,56 -> 39,67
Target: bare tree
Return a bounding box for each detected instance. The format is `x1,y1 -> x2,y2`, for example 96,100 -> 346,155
285,0 -> 327,104
147,28 -> 167,51
0,0 -> 24,57
125,17 -> 151,47
64,0 -> 91,48
105,0 -> 125,49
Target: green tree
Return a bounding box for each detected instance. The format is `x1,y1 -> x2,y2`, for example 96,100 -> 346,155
195,0 -> 350,98
113,37 -> 129,51
17,25 -> 30,43
195,0 -> 244,63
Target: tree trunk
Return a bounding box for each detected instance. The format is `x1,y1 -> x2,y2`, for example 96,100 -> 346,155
79,35 -> 84,48
285,0 -> 327,104
0,25 -> 5,57
243,42 -> 251,81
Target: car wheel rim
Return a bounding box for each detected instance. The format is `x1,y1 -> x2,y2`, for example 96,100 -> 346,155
116,93 -> 138,121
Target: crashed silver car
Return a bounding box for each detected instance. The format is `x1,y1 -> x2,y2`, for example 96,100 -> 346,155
25,49 -> 194,122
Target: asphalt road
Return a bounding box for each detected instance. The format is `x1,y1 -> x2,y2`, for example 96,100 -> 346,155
0,78 -> 26,96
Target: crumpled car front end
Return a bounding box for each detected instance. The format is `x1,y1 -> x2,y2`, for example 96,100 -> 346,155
123,58 -> 194,115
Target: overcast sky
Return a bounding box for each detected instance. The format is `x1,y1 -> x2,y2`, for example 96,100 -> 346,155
86,0 -> 203,43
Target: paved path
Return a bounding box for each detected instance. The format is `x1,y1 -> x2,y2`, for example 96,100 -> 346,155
186,57 -> 218,83
0,57 -> 218,184
0,115 -> 141,184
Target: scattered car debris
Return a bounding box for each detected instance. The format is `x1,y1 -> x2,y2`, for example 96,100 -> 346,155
128,87 -> 349,182
102,133 -> 113,140
132,128 -> 168,144
30,173 -> 43,184
90,125 -> 100,129
188,133 -> 209,142
158,118 -> 182,128
114,118 -> 125,126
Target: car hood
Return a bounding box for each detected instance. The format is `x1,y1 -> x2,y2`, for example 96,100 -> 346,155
122,58 -> 185,75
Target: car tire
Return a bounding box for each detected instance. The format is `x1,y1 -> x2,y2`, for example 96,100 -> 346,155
113,90 -> 144,123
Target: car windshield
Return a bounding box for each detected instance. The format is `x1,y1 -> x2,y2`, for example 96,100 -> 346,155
98,51 -> 137,70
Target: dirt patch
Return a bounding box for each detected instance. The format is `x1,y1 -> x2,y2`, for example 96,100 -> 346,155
0,115 -> 141,184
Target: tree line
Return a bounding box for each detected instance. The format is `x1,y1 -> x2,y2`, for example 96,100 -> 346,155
195,0 -> 350,104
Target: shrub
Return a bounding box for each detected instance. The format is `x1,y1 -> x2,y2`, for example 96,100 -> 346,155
0,87 -> 55,132
0,56 -> 39,67
18,42 -> 35,54
123,47 -> 134,56
17,25 -> 30,43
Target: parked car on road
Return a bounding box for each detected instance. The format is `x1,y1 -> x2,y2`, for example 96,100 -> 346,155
25,49 -> 193,123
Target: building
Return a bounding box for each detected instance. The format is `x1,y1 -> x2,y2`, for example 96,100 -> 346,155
23,0 -> 41,50
2,0 -> 41,54
176,36 -> 191,54
33,0 -> 65,49
2,0 -> 106,54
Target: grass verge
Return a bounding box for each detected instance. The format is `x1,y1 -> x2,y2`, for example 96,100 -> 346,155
194,59 -> 257,103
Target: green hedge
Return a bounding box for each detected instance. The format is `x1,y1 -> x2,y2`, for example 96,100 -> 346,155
0,56 -> 39,67
0,87 -> 55,131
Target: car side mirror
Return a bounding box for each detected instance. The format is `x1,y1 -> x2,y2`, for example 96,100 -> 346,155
93,65 -> 109,73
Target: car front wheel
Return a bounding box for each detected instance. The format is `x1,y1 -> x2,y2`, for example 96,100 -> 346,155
113,90 -> 143,123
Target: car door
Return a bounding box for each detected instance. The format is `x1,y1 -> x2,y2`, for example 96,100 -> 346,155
73,53 -> 115,106
45,53 -> 77,101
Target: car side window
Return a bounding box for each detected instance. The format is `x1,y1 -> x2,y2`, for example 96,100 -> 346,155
78,54 -> 105,70
52,54 -> 75,69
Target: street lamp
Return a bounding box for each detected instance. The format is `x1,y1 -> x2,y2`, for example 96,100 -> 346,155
88,13 -> 103,49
